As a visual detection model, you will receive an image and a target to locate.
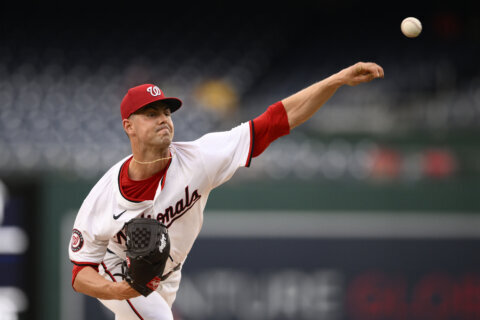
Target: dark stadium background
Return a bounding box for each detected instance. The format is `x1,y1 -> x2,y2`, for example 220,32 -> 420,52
0,1 -> 479,319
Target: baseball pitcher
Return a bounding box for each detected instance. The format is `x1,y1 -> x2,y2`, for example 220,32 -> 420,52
69,62 -> 384,320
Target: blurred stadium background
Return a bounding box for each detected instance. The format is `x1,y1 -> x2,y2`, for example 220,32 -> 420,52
1,1 -> 479,319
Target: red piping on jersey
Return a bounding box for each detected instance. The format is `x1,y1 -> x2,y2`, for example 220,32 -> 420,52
102,262 -> 145,320
101,262 -> 114,280
71,260 -> 100,267
160,169 -> 167,190
245,120 -> 254,167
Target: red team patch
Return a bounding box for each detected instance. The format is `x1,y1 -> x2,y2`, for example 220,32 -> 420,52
71,229 -> 84,252
146,276 -> 162,291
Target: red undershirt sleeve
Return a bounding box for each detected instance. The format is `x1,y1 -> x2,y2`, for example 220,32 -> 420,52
72,264 -> 99,290
251,101 -> 290,158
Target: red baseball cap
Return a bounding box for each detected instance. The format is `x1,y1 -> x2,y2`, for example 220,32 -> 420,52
120,84 -> 182,119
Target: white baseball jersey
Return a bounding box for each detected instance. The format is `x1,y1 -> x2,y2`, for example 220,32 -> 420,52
69,121 -> 253,306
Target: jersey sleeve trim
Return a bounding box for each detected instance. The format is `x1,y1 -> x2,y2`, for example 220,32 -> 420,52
245,120 -> 255,167
71,260 -> 100,267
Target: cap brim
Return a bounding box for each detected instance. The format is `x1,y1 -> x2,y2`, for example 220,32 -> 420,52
160,97 -> 182,113
135,97 -> 182,115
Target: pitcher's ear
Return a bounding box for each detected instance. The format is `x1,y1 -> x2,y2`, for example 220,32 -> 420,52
123,118 -> 134,137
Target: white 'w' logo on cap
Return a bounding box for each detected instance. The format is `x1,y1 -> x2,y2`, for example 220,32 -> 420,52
147,86 -> 162,97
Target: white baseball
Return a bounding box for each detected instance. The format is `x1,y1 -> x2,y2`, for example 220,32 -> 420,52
401,17 -> 422,38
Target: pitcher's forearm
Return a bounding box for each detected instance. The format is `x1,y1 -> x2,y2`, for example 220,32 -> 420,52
73,266 -> 140,300
282,74 -> 343,129
281,62 -> 383,130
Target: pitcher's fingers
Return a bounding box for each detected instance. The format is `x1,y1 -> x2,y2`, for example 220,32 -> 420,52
361,62 -> 383,77
356,73 -> 376,83
376,65 -> 385,78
